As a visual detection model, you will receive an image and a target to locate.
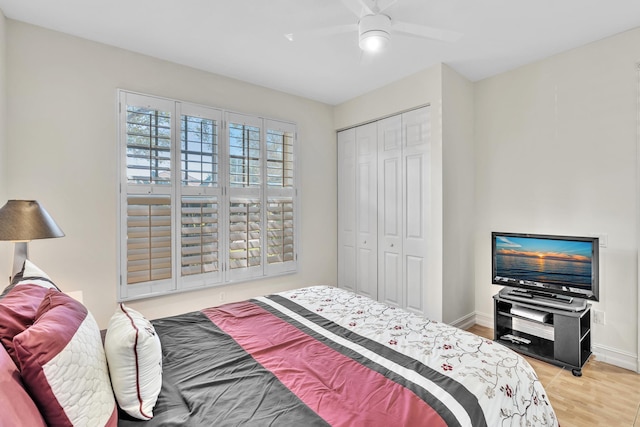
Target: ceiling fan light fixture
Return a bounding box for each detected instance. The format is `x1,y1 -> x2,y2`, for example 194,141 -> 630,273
358,14 -> 391,53
359,30 -> 390,52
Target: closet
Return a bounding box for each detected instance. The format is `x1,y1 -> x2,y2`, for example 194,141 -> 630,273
337,106 -> 429,314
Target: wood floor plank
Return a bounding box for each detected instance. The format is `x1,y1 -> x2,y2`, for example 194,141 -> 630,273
467,324 -> 640,427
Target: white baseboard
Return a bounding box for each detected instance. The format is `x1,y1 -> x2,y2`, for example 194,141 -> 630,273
467,312 -> 639,373
449,312 -> 476,330
473,311 -> 493,329
592,344 -> 638,373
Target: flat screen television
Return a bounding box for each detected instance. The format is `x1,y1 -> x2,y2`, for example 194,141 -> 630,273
492,232 -> 599,302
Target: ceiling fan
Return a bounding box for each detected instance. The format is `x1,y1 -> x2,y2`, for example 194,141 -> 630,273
287,0 -> 463,54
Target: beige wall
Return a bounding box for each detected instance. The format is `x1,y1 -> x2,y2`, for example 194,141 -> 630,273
5,21 -> 337,328
474,27 -> 640,369
0,11 -> 7,278
333,66 -> 441,130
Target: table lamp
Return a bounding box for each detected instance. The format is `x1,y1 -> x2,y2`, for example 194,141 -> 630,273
0,200 -> 65,279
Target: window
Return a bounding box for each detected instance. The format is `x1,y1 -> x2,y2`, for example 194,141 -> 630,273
118,91 -> 297,301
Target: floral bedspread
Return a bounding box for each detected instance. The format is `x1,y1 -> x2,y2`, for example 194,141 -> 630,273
272,286 -> 558,427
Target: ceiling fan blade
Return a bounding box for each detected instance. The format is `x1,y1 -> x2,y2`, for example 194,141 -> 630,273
340,0 -> 373,17
374,0 -> 398,14
286,23 -> 357,41
392,20 -> 463,43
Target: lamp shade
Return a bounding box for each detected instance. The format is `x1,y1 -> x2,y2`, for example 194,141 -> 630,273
0,200 -> 65,241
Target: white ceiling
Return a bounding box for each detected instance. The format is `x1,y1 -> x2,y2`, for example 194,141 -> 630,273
1,0 -> 640,105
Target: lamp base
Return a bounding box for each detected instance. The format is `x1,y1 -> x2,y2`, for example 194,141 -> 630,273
11,241 -> 28,280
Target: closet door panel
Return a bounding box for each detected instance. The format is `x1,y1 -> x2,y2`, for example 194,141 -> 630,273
382,252 -> 401,306
404,108 -> 430,148
355,122 -> 378,299
377,115 -> 402,308
379,156 -> 402,307
405,255 -> 424,314
337,128 -> 356,292
356,246 -> 376,299
402,107 -> 429,314
405,155 -> 424,238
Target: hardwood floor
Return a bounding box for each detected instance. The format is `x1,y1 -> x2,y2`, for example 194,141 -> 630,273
467,325 -> 640,426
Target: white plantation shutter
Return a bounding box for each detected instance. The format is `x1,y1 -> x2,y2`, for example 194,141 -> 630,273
118,91 -> 297,301
266,127 -> 294,188
267,197 -> 294,262
228,198 -> 262,280
228,114 -> 261,189
126,108 -> 172,185
180,113 -> 218,187
123,93 -> 174,173
120,92 -> 176,299
126,195 -> 172,284
180,196 -> 219,274
178,104 -> 223,289
227,113 -> 264,281
265,120 -> 296,275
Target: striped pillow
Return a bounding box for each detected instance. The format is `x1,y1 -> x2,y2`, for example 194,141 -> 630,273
13,290 -> 117,427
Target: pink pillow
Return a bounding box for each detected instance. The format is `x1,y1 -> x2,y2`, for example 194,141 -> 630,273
0,343 -> 46,427
0,284 -> 53,364
13,290 -> 117,427
0,260 -> 60,363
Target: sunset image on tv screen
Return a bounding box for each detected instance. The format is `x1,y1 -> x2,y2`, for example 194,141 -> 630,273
494,236 -> 592,288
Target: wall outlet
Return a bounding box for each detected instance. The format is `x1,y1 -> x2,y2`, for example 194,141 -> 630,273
219,291 -> 226,303
593,310 -> 605,325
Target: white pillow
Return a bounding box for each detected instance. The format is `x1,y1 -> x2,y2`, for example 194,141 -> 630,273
12,259 -> 59,290
104,304 -> 162,420
22,259 -> 52,280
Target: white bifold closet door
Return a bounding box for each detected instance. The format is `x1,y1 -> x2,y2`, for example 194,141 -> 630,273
337,122 -> 378,300
377,108 -> 429,314
338,106 -> 429,314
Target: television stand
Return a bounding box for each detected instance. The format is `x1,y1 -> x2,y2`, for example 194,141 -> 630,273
493,292 -> 591,376
499,287 -> 587,311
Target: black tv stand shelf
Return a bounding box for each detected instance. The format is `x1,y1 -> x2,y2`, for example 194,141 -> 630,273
493,292 -> 591,376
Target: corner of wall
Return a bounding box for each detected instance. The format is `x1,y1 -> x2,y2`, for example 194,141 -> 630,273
441,64 -> 476,324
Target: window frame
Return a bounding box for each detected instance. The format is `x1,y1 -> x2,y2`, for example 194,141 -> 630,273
117,90 -> 298,302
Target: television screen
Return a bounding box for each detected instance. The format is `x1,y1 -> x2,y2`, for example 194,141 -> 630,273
492,232 -> 599,301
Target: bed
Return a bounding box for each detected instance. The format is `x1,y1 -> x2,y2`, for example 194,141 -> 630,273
119,286 -> 558,426
0,262 -> 558,427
